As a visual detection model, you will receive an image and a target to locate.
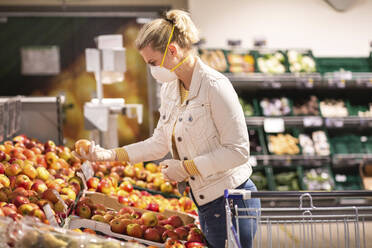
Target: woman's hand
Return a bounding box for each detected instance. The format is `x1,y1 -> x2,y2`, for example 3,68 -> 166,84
72,140 -> 116,161
160,159 -> 189,182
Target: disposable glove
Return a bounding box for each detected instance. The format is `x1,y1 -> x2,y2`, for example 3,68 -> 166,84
160,159 -> 189,182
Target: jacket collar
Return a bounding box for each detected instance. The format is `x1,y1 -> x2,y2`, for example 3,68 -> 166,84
168,57 -> 204,104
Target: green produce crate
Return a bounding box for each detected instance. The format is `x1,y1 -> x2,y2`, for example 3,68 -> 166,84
248,127 -> 268,155
272,166 -> 302,191
330,134 -> 365,154
300,165 -> 335,191
333,170 -> 363,190
224,49 -> 256,74
292,95 -> 321,116
253,49 -> 288,74
285,49 -> 318,73
239,97 -> 256,116
316,57 -> 371,74
346,101 -> 369,116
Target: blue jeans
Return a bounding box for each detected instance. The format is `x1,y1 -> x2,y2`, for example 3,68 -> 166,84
195,179 -> 261,248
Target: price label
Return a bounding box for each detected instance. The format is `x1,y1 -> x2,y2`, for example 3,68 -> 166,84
82,161 -> 94,181
328,78 -> 346,88
264,118 -> 285,133
43,203 -> 59,227
303,116 -> 323,127
263,79 -> 281,89
359,118 -> 372,128
325,118 -> 344,128
356,78 -> 372,88
296,77 -> 314,88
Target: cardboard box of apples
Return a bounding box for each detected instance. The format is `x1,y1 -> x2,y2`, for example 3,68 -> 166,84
67,191 -> 207,247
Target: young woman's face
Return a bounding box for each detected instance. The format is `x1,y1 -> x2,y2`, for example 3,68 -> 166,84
139,44 -> 179,69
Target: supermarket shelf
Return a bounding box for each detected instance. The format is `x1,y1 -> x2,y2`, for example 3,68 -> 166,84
246,116 -> 372,128
252,154 -> 330,167
332,154 -> 372,167
227,72 -> 372,89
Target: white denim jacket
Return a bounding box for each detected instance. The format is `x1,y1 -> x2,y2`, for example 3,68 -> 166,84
125,57 -> 252,206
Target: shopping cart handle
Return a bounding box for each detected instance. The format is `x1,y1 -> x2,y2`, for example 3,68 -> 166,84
224,189 -> 252,200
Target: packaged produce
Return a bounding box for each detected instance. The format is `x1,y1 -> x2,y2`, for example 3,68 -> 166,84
239,98 -> 254,116
287,50 -> 316,73
268,134 -> 300,155
248,129 -> 264,154
257,52 -> 286,74
199,49 -> 227,72
250,172 -> 267,190
299,131 -> 330,156
320,99 -> 348,117
299,134 -> 315,155
293,95 -> 319,116
260,97 -> 291,116
226,52 -> 255,73
275,172 -> 300,191
303,168 -> 334,191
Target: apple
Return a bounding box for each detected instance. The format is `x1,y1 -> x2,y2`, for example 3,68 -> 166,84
157,214 -> 166,221
23,150 -> 36,161
0,152 -> 6,162
22,163 -> 37,179
69,182 -> 81,195
0,175 -> 10,188
147,203 -> 159,212
0,190 -> 8,202
42,189 -> 59,204
15,174 -> 32,190
59,151 -> 72,163
30,208 -> 46,221
126,223 -> 143,238
110,218 -> 127,234
36,167 -> 50,181
167,215 -> 184,228
31,180 -> 48,194
35,155 -> 47,168
9,176 -> 16,189
74,139 -> 91,156
160,182 -> 173,193
86,177 -> 99,190
187,228 -> 204,243
18,203 -> 35,215
154,225 -> 167,236
144,228 -> 161,242
45,152 -> 58,165
60,187 -> 76,201
0,162 -> 5,174
119,181 -> 133,193
174,227 -> 189,240
91,214 -> 106,222
111,165 -> 125,177
141,212 -> 158,227
13,195 -> 30,207
103,213 -> 115,223
162,230 -> 179,242
44,140 -> 56,150
97,178 -> 114,195
76,204 -> 92,219
5,163 -> 21,177
179,197 -> 193,211
145,163 -> 158,173
2,206 -> 16,216
164,224 -> 174,231
185,241 -> 208,248
124,166 -> 135,178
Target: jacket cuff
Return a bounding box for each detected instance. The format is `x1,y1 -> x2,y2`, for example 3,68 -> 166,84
113,148 -> 129,162
183,160 -> 200,176
193,156 -> 215,179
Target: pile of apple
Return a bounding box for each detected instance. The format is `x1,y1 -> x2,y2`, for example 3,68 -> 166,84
0,135 -> 82,222
75,197 -> 207,246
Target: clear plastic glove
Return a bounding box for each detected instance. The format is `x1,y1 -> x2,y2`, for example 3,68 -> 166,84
160,159 -> 189,182
72,141 -> 116,161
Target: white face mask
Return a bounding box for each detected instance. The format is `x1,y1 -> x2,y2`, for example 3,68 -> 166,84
150,65 -> 178,83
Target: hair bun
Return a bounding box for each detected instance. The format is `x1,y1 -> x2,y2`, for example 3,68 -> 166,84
165,9 -> 199,44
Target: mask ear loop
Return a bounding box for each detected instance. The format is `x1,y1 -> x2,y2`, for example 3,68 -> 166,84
160,25 -> 175,68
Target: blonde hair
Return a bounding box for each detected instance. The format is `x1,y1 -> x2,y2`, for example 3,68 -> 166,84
135,9 -> 199,52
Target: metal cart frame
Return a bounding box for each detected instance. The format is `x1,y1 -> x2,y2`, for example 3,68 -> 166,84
224,190 -> 372,248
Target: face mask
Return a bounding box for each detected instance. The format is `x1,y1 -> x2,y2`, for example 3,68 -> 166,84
150,25 -> 189,83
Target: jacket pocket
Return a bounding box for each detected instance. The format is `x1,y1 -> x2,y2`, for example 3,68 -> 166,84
183,105 -> 208,139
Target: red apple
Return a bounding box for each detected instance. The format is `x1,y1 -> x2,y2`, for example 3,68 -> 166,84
13,195 -> 30,207
0,152 -> 6,162
42,189 -> 59,204
126,223 -> 143,238
0,174 -> 10,188
141,212 -> 158,227
162,230 -> 179,242
174,227 -> 189,240
110,218 -> 127,234
185,241 -> 208,248
86,177 -> 99,190
154,225 -> 167,236
0,162 -> 5,174
77,197 -> 95,210
74,139 -> 91,156
30,208 -> 46,221
15,174 -> 32,190
167,215 -> 184,228
31,180 -> 48,194
5,163 -> 21,177
147,203 -> 159,212
118,206 -> 134,215
18,203 -> 35,215
45,152 -> 58,165
144,227 -> 161,242
76,204 -> 92,219
187,228 -> 204,243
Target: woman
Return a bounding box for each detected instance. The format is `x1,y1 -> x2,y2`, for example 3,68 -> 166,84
76,9 -> 260,248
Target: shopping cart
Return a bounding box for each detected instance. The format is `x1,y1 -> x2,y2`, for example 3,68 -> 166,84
224,190 -> 372,248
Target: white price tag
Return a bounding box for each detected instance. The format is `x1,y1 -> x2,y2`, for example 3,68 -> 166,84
43,203 -> 59,227
81,161 -> 94,181
264,118 -> 285,133
325,118 -> 344,128
296,77 -> 314,88
303,116 -> 323,127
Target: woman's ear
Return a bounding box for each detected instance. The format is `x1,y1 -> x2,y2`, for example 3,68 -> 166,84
168,43 -> 178,56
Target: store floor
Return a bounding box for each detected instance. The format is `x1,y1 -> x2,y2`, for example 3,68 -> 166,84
251,221 -> 372,248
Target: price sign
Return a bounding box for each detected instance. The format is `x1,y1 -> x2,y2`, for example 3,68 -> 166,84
325,118 -> 344,128
43,203 -> 59,227
81,161 -> 94,181
263,79 -> 281,89
303,116 -> 323,127
296,77 -> 314,88
264,118 -> 285,133
356,78 -> 372,88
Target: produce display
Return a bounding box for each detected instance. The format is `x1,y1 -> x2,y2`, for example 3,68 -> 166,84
334,173 -> 362,190
239,98 -> 255,116
250,172 -> 268,190
226,51 -> 255,73
260,97 -> 291,116
274,172 -> 300,191
287,50 -> 316,73
248,129 -> 264,154
293,95 -> 319,116
330,134 -> 371,154
199,49 -> 227,72
358,103 -> 372,117
320,99 -> 348,117
299,130 -> 330,156
268,134 -> 300,155
303,168 -> 334,191
347,103 -> 372,117
73,197 -> 206,245
257,52 -> 286,74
